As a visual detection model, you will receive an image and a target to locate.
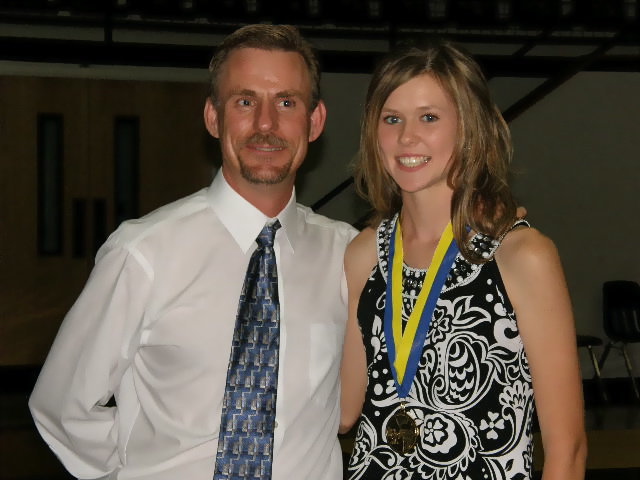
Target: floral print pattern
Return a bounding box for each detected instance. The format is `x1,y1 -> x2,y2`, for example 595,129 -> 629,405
347,216 -> 534,480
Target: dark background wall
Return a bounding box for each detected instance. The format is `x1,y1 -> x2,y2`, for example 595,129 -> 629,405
1,0 -> 639,378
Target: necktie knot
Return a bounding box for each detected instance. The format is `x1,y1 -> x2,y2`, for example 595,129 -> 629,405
256,220 -> 281,249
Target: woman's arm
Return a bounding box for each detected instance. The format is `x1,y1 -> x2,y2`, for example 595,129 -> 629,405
339,227 -> 378,434
497,227 -> 587,480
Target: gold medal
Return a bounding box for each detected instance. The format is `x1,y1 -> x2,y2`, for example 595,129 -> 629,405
382,218 -> 457,456
385,403 -> 419,455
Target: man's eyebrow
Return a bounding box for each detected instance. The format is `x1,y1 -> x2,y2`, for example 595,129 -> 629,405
227,89 -> 303,98
275,90 -> 303,98
229,88 -> 256,97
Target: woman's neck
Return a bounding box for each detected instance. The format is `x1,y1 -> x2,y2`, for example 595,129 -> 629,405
398,187 -> 453,269
400,187 -> 452,242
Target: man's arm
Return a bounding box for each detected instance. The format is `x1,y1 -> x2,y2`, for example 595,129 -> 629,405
29,244 -> 151,479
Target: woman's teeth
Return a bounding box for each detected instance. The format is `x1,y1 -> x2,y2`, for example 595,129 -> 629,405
398,156 -> 431,167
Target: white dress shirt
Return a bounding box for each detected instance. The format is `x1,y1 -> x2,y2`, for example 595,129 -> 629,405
29,169 -> 357,480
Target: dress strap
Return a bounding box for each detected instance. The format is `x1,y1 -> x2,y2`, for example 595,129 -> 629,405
509,218 -> 530,230
376,214 -> 399,281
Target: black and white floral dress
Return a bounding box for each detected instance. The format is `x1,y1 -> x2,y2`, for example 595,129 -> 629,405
347,215 -> 534,480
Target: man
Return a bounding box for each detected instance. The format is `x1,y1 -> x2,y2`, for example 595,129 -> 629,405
29,24 -> 357,480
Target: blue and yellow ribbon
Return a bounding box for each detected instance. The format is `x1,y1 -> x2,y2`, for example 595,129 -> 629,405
383,217 -> 459,397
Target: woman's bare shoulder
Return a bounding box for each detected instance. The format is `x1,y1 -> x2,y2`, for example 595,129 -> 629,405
495,225 -> 566,301
496,226 -> 559,268
346,226 -> 377,258
345,226 -> 378,279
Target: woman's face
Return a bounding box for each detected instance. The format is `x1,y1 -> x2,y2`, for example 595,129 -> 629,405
377,73 -> 458,195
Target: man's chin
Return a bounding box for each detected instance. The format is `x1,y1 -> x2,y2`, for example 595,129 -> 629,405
241,165 -> 292,185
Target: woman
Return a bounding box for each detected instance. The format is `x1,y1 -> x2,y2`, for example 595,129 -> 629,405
340,40 -> 587,479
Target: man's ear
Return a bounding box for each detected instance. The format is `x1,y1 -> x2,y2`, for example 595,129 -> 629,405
204,98 -> 220,138
308,100 -> 327,142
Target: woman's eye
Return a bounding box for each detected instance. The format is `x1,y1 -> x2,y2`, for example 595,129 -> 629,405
421,113 -> 437,122
382,115 -> 401,124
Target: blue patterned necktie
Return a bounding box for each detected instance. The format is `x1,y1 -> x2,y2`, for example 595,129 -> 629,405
214,220 -> 281,480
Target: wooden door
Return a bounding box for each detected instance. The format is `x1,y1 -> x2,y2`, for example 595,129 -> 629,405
87,79 -> 213,227
0,76 -> 92,364
0,75 -> 214,366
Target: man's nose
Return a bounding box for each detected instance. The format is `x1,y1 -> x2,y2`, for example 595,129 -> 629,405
255,102 -> 277,132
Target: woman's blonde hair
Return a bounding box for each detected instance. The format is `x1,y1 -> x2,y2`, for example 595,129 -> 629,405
355,39 -> 516,262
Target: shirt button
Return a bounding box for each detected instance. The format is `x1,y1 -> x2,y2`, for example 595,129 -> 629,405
274,421 -> 279,428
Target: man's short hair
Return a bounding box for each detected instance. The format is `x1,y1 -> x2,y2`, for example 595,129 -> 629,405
208,24 -> 321,110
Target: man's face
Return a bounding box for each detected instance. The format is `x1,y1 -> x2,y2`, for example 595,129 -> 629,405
205,47 -> 325,194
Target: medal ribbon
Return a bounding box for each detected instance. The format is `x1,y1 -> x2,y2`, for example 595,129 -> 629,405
383,217 -> 459,398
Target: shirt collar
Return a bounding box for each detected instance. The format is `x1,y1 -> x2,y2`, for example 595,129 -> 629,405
207,168 -> 298,254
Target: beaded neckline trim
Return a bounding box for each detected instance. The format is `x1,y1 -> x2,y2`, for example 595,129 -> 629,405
376,214 -> 529,292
